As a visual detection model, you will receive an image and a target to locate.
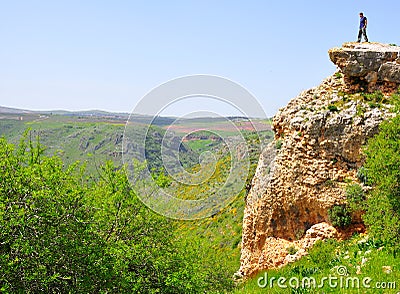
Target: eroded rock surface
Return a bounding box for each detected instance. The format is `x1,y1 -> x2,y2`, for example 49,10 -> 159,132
329,42 -> 400,92
238,43 -> 399,278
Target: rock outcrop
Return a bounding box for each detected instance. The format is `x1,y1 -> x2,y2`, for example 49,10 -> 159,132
238,43 -> 399,278
329,42 -> 400,93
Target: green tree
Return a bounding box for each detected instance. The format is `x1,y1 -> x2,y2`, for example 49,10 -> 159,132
0,135 -> 230,293
87,162 -> 209,293
0,136 -> 114,292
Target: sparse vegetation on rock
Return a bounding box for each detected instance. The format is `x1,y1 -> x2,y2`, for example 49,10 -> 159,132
328,205 -> 352,228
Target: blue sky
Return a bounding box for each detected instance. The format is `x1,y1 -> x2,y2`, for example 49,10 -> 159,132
1,1 -> 399,117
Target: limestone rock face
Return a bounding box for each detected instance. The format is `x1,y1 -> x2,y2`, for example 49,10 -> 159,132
329,42 -> 400,92
238,43 -> 398,278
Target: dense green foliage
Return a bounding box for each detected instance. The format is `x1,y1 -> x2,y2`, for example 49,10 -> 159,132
0,115 -> 272,293
0,136 -> 113,292
345,183 -> 365,212
362,92 -> 400,251
0,136 -> 232,293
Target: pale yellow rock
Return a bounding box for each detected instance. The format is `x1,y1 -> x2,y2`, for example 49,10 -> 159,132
237,44 -> 397,279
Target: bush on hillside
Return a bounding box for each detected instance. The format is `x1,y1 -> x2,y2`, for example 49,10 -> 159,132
362,92 -> 400,250
0,134 -> 232,293
346,183 -> 365,211
328,205 -> 352,228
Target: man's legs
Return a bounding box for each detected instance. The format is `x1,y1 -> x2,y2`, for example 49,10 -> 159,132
362,28 -> 369,42
357,29 -> 362,42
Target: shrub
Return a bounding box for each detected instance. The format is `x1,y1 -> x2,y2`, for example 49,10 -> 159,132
328,205 -> 352,228
334,72 -> 342,79
346,184 -> 365,211
155,170 -> 172,187
275,139 -> 283,149
368,102 -> 380,108
356,167 -> 369,184
307,239 -> 339,268
0,136 -> 115,292
324,179 -> 336,187
362,90 -> 386,104
356,104 -> 366,117
327,105 -> 339,112
287,246 -> 298,255
0,135 -> 229,293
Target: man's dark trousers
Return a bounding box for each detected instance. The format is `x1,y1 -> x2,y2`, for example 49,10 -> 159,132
358,28 -> 368,42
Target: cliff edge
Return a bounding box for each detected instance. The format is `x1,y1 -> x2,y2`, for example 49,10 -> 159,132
329,42 -> 400,93
238,43 -> 400,278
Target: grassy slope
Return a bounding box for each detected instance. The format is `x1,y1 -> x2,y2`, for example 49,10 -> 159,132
1,117 -> 124,173
0,115 -> 199,175
235,235 -> 400,293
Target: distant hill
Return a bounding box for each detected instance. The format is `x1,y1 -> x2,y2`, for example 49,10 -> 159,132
0,105 -> 130,119
0,108 -> 271,175
0,105 -> 272,128
0,106 -> 33,114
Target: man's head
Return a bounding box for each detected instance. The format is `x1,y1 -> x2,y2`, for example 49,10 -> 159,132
360,12 -> 364,17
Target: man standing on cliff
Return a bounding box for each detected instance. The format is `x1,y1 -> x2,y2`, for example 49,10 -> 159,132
357,12 -> 369,42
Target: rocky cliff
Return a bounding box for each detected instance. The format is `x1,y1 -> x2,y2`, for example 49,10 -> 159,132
238,43 -> 400,278
329,42 -> 400,93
